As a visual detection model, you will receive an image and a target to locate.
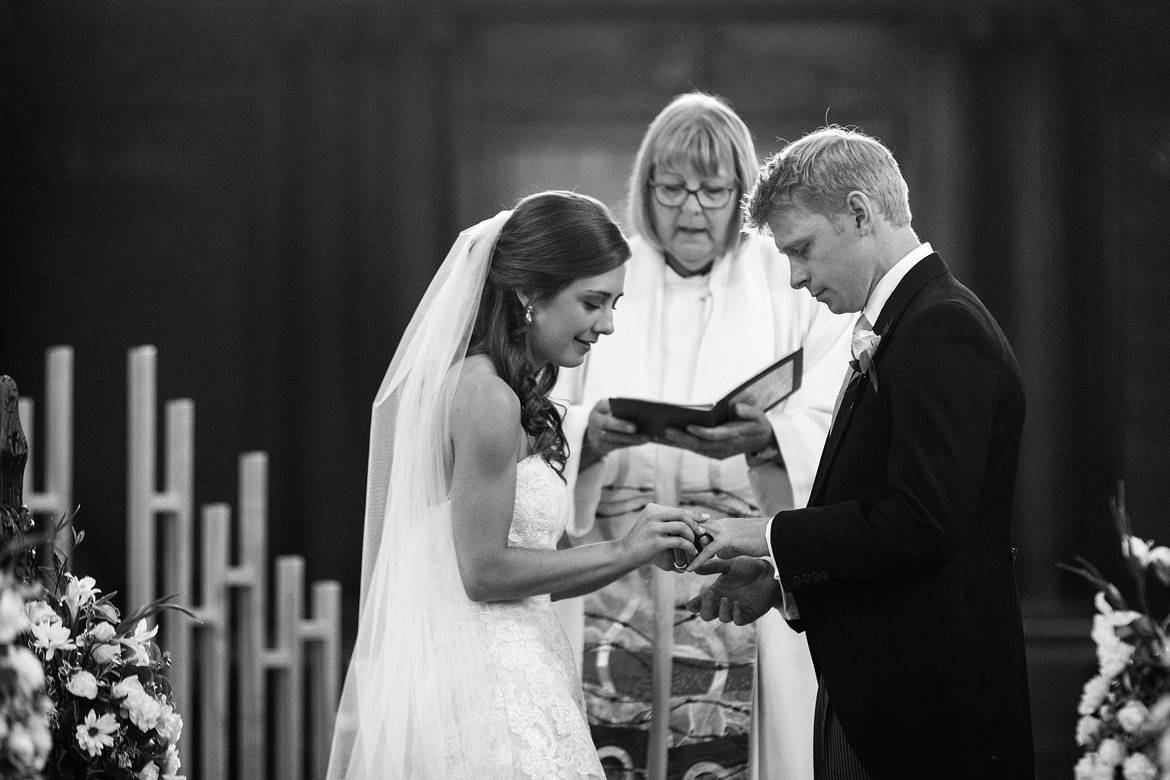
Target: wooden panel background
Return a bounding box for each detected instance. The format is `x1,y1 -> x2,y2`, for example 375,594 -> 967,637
3,1 -> 1168,776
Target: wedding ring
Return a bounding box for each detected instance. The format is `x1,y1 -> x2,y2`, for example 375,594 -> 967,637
673,562 -> 688,572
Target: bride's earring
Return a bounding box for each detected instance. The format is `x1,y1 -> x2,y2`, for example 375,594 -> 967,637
525,303 -> 534,325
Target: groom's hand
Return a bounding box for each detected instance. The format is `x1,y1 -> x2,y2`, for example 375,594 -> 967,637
660,403 -> 773,460
686,557 -> 781,625
687,516 -> 771,570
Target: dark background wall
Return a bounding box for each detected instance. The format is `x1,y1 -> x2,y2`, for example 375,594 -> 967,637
3,1 -> 1168,776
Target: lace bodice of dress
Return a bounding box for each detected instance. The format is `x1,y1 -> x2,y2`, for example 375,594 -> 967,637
508,454 -> 569,551
471,454 -> 604,780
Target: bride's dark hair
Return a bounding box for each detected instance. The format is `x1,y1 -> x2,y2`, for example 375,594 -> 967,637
469,190 -> 629,476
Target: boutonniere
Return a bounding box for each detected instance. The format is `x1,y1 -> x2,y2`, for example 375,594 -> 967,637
849,327 -> 881,392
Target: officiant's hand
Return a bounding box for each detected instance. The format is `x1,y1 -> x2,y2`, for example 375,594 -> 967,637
686,556 -> 781,625
660,403 -> 774,461
686,515 -> 771,569
583,400 -> 649,468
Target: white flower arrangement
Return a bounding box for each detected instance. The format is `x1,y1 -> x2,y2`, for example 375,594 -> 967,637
23,568 -> 187,780
1,517 -> 190,780
0,571 -> 54,779
1064,485 -> 1170,780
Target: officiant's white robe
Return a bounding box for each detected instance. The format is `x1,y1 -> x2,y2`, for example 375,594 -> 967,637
553,232 -> 852,780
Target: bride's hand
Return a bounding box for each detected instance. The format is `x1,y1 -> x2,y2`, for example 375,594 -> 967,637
618,502 -> 706,568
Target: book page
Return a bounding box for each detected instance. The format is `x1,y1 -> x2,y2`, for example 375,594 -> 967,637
725,355 -> 798,411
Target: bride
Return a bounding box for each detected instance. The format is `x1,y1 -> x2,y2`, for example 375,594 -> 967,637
327,191 -> 707,779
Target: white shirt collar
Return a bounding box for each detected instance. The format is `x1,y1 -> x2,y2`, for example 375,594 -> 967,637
861,242 -> 933,328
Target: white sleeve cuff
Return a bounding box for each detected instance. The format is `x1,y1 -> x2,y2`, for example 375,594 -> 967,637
765,514 -> 800,620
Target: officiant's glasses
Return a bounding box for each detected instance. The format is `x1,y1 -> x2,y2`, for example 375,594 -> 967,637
650,180 -> 737,209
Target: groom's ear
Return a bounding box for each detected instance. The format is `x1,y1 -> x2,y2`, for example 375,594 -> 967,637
847,191 -> 872,233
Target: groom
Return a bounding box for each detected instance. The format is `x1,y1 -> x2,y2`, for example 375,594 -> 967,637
685,127 -> 1034,779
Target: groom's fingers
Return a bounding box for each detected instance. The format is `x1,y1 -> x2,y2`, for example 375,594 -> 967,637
688,545 -> 716,571
699,590 -> 722,621
718,597 -> 734,623
688,532 -> 734,570
691,558 -> 730,576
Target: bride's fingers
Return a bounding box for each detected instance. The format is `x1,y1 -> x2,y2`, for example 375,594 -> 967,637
657,519 -> 697,542
653,552 -> 676,572
688,543 -> 717,571
652,506 -> 709,533
654,524 -> 697,559
686,511 -> 711,536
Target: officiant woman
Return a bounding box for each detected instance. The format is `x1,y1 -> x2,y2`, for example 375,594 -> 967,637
552,92 -> 852,779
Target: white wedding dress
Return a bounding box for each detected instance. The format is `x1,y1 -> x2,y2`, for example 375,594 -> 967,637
328,211 -> 608,779
470,454 -> 605,779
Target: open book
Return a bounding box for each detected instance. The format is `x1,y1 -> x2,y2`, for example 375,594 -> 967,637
608,348 -> 803,438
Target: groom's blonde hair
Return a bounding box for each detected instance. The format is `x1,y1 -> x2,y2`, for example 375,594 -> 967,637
745,126 -> 912,230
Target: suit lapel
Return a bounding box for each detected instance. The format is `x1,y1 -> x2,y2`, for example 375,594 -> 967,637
808,371 -> 865,502
807,254 -> 949,506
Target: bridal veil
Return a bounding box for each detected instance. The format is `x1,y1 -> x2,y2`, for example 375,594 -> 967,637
327,210 -> 516,778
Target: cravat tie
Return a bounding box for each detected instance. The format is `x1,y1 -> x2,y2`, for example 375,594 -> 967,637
830,313 -> 872,424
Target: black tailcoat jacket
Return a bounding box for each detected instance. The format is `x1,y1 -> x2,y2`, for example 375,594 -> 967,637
771,254 -> 1035,778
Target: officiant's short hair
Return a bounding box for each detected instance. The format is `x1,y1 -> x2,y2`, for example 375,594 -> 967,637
745,126 -> 912,230
626,92 -> 757,254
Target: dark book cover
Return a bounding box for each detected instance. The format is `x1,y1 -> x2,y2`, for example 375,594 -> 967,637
608,348 -> 803,438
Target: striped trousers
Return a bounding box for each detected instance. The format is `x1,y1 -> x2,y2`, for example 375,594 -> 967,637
813,677 -> 873,780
